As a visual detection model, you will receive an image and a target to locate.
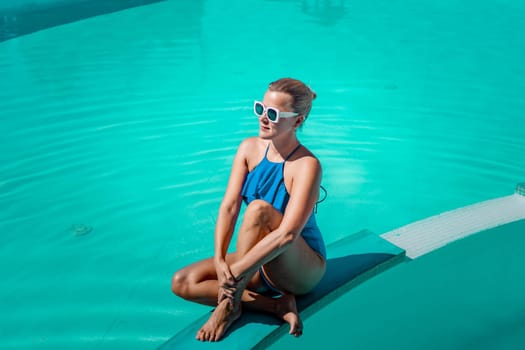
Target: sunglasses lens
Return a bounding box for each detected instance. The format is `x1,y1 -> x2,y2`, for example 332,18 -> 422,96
267,108 -> 278,122
255,102 -> 264,116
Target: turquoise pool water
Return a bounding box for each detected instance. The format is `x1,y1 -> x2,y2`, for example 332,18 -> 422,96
1,1 -> 524,349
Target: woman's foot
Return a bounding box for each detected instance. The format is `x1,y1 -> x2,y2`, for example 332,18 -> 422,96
196,298 -> 241,342
275,294 -> 303,337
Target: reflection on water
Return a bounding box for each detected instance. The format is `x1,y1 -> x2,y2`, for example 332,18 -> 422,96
265,0 -> 347,25
0,0 -> 165,42
301,0 -> 347,26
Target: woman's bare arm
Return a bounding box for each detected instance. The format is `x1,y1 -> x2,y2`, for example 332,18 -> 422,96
213,139 -> 251,262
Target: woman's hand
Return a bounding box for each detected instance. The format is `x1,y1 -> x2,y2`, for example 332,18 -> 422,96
214,259 -> 239,303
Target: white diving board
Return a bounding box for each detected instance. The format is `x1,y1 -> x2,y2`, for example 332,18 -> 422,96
381,192 -> 525,259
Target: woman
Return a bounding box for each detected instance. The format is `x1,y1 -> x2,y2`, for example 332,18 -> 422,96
172,78 -> 326,342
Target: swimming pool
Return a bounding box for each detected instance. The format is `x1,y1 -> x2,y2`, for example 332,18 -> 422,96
1,1 -> 524,349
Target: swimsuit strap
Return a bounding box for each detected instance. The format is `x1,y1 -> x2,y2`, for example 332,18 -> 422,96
263,143 -> 301,162
284,144 -> 302,161
263,144 -> 270,158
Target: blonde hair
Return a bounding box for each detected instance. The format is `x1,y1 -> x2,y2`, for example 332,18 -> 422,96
268,78 -> 317,119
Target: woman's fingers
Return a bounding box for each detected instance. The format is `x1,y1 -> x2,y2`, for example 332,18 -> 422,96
215,260 -> 247,304
218,275 -> 244,303
219,286 -> 234,299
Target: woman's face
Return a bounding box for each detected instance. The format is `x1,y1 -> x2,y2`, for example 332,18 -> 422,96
258,90 -> 299,139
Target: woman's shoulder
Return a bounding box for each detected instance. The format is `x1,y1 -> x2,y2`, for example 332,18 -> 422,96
235,137 -> 267,164
297,144 -> 319,162
292,145 -> 322,172
238,137 -> 266,154
286,146 -> 322,190
239,136 -> 260,148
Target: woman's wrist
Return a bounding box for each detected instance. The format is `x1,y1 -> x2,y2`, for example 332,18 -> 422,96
229,262 -> 244,281
213,251 -> 225,262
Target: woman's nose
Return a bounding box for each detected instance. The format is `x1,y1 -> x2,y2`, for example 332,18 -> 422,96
259,113 -> 269,123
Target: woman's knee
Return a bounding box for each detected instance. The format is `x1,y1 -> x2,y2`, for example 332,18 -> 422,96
171,269 -> 190,298
244,200 -> 280,225
246,199 -> 273,213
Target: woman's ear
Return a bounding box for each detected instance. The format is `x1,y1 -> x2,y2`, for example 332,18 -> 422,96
295,115 -> 305,128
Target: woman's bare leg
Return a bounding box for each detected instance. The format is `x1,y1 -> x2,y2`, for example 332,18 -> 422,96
172,254 -> 275,308
172,200 -> 319,340
194,200 -> 285,341
172,259 -> 302,340
173,256 -> 300,341
195,200 -> 312,341
233,200 -> 304,337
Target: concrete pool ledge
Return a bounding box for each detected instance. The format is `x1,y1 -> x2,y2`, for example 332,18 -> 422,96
381,185 -> 525,259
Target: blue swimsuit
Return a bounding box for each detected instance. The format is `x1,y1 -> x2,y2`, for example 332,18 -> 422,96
241,144 -> 326,259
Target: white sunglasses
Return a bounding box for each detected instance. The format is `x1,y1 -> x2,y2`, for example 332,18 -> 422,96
253,100 -> 299,123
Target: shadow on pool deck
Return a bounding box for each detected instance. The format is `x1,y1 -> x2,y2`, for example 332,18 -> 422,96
227,252 -> 405,335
